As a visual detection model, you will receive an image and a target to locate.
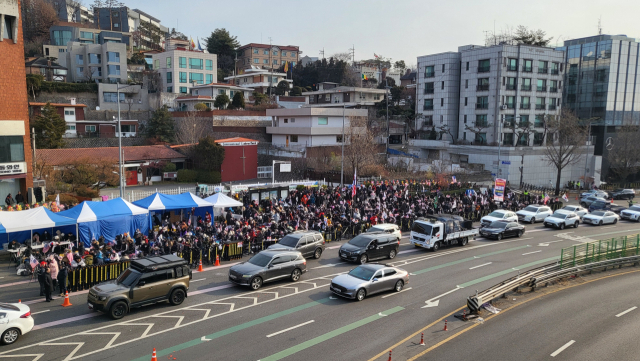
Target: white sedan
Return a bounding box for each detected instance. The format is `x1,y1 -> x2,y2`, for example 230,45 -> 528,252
0,303 -> 34,345
366,223 -> 402,239
582,211 -> 619,226
543,211 -> 580,229
561,205 -> 589,219
480,210 -> 518,227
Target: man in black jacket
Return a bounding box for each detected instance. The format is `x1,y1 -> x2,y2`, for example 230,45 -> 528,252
15,191 -> 24,204
36,262 -> 47,296
43,267 -> 54,302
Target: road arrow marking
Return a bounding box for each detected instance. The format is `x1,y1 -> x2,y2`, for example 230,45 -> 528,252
422,299 -> 440,308
201,336 -> 211,341
522,250 -> 542,255
329,296 -> 337,300
378,312 -> 387,317
421,287 -> 461,308
469,262 -> 492,270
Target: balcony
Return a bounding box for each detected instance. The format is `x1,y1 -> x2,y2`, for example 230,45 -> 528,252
425,72 -> 435,78
476,84 -> 489,91
423,105 -> 434,111
537,86 -> 547,92
522,66 -> 533,72
548,105 -> 557,111
506,103 -> 515,109
424,88 -> 434,94
475,121 -> 489,128
478,66 -> 491,73
549,87 -> 558,93
476,103 -> 489,109
551,69 -> 559,75
520,104 -> 531,109
521,85 -> 532,91
506,84 -> 516,90
507,65 -> 518,71
535,104 -> 546,110
504,121 -> 515,128
538,68 -> 548,74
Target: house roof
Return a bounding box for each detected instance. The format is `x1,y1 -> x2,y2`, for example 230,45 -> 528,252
38,145 -> 186,166
238,43 -> 299,51
400,71 -> 417,81
191,83 -> 253,91
215,137 -> 259,144
25,57 -> 67,70
29,102 -> 86,108
175,95 -> 213,101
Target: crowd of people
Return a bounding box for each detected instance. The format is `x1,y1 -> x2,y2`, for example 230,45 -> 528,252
9,180 -> 559,301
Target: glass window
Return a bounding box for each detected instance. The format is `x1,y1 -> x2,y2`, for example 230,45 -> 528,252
538,60 -> 548,73
107,52 -> 120,63
103,92 -> 124,103
290,52 -> 296,57
167,72 -> 172,83
85,125 -> 96,133
120,124 -> 136,133
537,79 -> 546,91
523,59 -> 533,72
89,53 -> 101,64
506,77 -> 517,90
478,59 -> 490,72
272,50 -> 278,56
153,59 -> 159,69
65,125 -> 76,131
90,67 -> 101,77
179,57 -> 187,68
521,96 -> 530,109
423,98 -> 433,110
282,51 -> 287,56
476,96 -> 489,109
551,62 -> 560,74
263,59 -> 268,64
52,30 -> 71,45
166,57 -> 171,68
76,54 -> 84,65
476,114 -> 488,127
205,59 -> 213,71
263,50 -> 269,55
76,67 -> 83,76
179,72 -> 187,83
80,31 -> 94,40
318,117 -> 328,125
424,65 -> 435,77
503,133 -> 513,145
273,59 -> 278,64
179,87 -> 187,94
253,58 -> 259,63
507,58 -> 518,71
475,132 -> 487,144
0,136 -> 24,163
189,58 -> 203,69
424,82 -> 434,93
189,72 -> 204,84
253,49 -> 259,54
206,74 -> 213,84
107,65 -> 120,76
290,135 -> 298,142
521,78 -> 531,91
167,86 -> 173,93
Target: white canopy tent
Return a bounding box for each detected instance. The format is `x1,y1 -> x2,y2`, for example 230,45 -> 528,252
203,193 -> 243,217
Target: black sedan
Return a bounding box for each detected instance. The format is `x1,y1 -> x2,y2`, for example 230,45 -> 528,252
479,221 -> 525,241
608,189 -> 635,200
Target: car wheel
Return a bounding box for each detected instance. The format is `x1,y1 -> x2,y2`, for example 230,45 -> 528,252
355,288 -> 366,301
359,254 -> 368,264
388,249 -> 397,259
313,248 -> 323,259
529,217 -> 535,224
394,280 -> 404,292
517,231 -> 523,237
613,218 -> 618,224
580,203 -> 587,207
497,233 -> 503,241
109,301 -> 127,320
291,268 -> 301,282
459,237 -> 468,246
250,276 -> 263,290
431,242 -> 440,252
0,328 -> 20,345
559,223 -> 565,230
544,223 -> 549,228
574,221 -> 579,228
598,220 -> 603,226
169,289 -> 186,306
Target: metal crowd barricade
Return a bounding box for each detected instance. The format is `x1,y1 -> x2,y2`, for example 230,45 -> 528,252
222,241 -> 244,261
67,261 -> 131,292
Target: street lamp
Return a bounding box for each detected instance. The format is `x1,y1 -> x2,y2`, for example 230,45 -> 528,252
116,84 -> 134,198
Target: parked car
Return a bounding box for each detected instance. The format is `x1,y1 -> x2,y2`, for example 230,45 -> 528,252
580,190 -> 609,199
0,303 -> 33,345
582,211 -> 619,226
561,205 -> 589,219
543,210 -> 580,229
339,232 -> 400,264
329,264 -> 409,301
479,221 -> 526,240
480,210 -> 518,227
580,196 -> 607,208
267,230 -> 325,259
516,205 -> 553,224
229,250 -> 307,290
366,223 -> 402,239
87,255 -> 191,319
589,200 -> 612,212
607,189 -> 636,200
620,205 -> 640,222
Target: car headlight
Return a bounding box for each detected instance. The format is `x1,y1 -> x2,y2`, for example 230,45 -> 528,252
242,275 -> 252,278
97,296 -> 107,301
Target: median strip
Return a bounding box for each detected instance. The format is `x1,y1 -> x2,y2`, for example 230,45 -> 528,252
458,256 -> 559,288
412,245 -> 531,275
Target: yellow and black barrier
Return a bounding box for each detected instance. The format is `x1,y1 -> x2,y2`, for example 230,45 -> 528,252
222,241 -> 244,261
67,261 -> 131,292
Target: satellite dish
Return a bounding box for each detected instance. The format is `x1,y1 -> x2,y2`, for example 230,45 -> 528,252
96,106 -> 100,110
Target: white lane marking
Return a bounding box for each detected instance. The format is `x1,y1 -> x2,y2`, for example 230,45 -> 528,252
551,340 -> 575,357
32,313 -> 101,331
522,250 -> 542,256
0,280 -> 31,289
527,229 -> 545,233
189,284 -> 235,296
398,249 -> 421,255
311,263 -> 347,269
0,277 -> 4,279
191,279 -> 206,283
381,287 -> 412,299
23,290 -> 90,305
30,310 -> 50,315
327,245 -> 341,250
469,262 -> 492,270
201,336 -> 211,341
421,287 -> 461,308
266,320 -> 315,338
616,306 -> 637,317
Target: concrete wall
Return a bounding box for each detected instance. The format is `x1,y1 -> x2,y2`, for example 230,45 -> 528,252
35,91 -> 99,110
63,137 -> 145,148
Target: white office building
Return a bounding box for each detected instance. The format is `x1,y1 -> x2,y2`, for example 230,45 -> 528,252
151,49 -> 217,95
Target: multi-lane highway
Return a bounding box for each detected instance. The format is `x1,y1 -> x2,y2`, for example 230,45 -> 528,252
1,212 -> 639,361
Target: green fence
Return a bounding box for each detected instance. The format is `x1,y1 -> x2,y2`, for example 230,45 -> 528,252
559,234 -> 640,268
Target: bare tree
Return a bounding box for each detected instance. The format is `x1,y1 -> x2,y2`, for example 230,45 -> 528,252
344,115 -> 380,174
436,123 -> 457,144
90,0 -> 104,29
508,117 -> 534,146
330,52 -> 352,63
175,111 -> 210,145
544,110 -> 587,195
464,119 -> 492,145
607,123 -> 640,184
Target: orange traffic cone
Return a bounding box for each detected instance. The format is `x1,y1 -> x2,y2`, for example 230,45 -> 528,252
387,350 -> 392,361
61,291 -> 72,307
214,255 -> 220,267
198,259 -> 203,272
150,347 -> 157,361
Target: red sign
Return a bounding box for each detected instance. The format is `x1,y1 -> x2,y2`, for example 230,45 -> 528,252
494,178 -> 506,202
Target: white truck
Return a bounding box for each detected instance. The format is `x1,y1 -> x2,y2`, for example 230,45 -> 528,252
410,214 -> 479,251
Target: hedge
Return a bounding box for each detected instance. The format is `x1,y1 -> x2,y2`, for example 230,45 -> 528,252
40,81 -> 98,93
177,169 -> 221,184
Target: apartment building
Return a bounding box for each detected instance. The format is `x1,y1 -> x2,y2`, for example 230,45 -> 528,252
151,49 -> 217,94
175,83 -> 253,111
61,41 -> 128,83
303,82 -> 387,108
224,67 -> 291,94
235,43 -> 300,72
93,7 -> 168,50
44,23 -> 132,61
0,0 -> 34,198
557,34 -> 640,180
52,0 -> 93,24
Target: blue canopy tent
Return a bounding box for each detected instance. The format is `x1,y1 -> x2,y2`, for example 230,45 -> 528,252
133,192 -> 214,227
57,198 -> 150,247
0,207 -> 77,247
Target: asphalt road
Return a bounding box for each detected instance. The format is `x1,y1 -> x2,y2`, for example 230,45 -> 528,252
1,214 -> 639,361
420,269 -> 640,361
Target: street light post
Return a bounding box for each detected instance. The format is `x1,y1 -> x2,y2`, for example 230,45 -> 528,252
116,84 -> 133,198
341,103 -> 345,187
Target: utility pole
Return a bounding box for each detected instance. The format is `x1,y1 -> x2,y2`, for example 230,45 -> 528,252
348,45 -> 355,64
341,103 -> 345,186
385,78 -> 390,159
32,127 -> 36,175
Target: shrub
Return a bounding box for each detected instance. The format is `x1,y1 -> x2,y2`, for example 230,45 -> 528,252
196,171 -> 221,184
177,169 -> 198,182
163,162 -> 177,172
40,81 -> 98,93
76,186 -> 100,198
46,193 -> 79,204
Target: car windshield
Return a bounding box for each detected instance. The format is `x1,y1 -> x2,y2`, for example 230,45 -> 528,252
247,253 -> 272,267
591,211 -> 605,216
523,206 -> 538,212
489,221 -> 507,229
613,189 -> 624,192
0,303 -> 20,311
116,269 -> 140,287
551,213 -> 567,219
348,266 -> 376,281
349,235 -> 372,247
630,206 -> 640,212
563,206 -> 576,211
488,211 -> 505,218
368,226 -> 386,233
592,201 -> 606,207
277,235 -> 299,247
411,222 -> 432,235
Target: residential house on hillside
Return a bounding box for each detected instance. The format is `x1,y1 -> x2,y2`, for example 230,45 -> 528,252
302,83 -> 387,108
151,48 -> 217,95
44,23 -> 132,61
175,83 -> 254,111
224,67 -> 292,94
25,57 -> 68,82
59,41 -> 128,83
235,43 -> 299,73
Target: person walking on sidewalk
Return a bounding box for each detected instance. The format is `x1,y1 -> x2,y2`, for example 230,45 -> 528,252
43,267 -> 54,302
58,259 -> 70,296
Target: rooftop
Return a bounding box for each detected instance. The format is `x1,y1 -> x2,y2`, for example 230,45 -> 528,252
215,137 -> 259,144
25,57 -> 67,70
29,102 -> 86,108
303,86 -> 387,95
238,43 -> 299,51
38,145 -> 186,166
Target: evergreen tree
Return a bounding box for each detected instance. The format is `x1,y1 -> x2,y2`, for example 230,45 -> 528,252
145,106 -> 175,143
231,91 -> 245,109
32,102 -> 66,149
214,94 -> 230,109
193,136 -> 225,171
275,80 -> 290,96
205,28 -> 240,81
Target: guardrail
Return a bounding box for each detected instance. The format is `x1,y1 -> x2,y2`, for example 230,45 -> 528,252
559,235 -> 640,268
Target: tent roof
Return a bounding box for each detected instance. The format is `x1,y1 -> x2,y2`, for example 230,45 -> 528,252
0,207 -> 76,234
132,192 -> 213,211
58,198 -> 148,223
203,193 -> 243,208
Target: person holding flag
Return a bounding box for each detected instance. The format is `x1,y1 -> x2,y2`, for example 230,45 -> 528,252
351,168 -> 357,199
562,193 -> 569,202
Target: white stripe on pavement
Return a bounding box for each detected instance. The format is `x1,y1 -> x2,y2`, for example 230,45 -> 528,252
551,340 -> 575,357
266,320 -> 315,338
189,283 -> 235,296
327,245 -> 341,249
191,278 -> 206,283
30,310 -> 50,315
398,249 -> 421,255
522,250 -> 542,256
616,306 -> 637,317
32,313 -> 101,331
381,287 -> 412,298
469,262 -> 492,270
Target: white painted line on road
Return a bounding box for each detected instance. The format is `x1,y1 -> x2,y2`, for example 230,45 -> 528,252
266,320 -> 315,338
32,313 -> 101,331
527,229 -> 545,233
469,262 -> 492,270
616,306 -> 637,317
551,340 -> 575,357
327,245 -> 341,249
189,283 -> 235,296
0,277 -> 4,279
381,287 -> 412,298
398,249 -> 421,255
191,278 -> 206,283
0,280 -> 31,289
522,250 -> 542,256
311,263 -> 347,269
421,287 -> 461,308
30,310 -> 50,315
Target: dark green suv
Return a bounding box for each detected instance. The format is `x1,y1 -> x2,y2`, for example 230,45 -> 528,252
87,255 -> 191,319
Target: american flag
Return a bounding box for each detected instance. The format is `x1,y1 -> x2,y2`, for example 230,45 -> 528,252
352,168 -> 357,198
543,193 -> 550,204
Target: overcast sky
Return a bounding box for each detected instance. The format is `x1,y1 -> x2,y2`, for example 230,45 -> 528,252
124,0 -> 639,69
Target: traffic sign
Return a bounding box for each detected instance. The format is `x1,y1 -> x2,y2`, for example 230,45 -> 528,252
502,161 -> 511,165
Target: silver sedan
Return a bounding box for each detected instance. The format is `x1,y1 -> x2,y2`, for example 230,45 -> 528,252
330,264 -> 409,301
